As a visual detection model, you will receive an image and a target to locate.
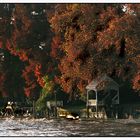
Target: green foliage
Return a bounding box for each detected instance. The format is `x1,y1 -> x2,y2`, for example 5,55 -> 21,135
35,76 -> 53,112
25,98 -> 33,106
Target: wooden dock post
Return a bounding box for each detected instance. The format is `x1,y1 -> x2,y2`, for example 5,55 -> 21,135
86,89 -> 89,118
33,100 -> 35,118
54,90 -> 57,118
95,90 -> 98,118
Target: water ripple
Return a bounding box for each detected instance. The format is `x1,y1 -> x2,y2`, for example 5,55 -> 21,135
0,118 -> 140,136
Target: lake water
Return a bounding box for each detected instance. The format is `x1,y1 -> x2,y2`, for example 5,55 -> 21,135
0,118 -> 140,136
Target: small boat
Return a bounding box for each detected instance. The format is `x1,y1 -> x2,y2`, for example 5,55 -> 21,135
66,114 -> 79,120
59,114 -> 66,118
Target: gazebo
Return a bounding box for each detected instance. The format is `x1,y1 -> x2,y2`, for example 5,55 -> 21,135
86,75 -> 119,118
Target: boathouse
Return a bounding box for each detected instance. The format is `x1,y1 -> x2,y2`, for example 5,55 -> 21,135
86,75 -> 119,118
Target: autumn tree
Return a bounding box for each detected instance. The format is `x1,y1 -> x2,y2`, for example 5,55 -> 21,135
0,3 -> 139,104
9,4 -> 55,100
0,4 -> 55,101
11,4 -> 50,99
50,4 -> 140,100
0,4 -> 27,101
125,4 -> 140,92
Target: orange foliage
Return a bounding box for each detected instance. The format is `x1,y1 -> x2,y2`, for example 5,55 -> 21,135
34,64 -> 45,87
133,73 -> 140,91
50,4 -> 140,96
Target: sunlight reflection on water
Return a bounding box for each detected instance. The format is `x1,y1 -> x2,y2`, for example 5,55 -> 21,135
0,118 -> 140,136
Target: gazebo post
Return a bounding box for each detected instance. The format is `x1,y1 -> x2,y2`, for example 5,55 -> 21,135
95,90 -> 98,118
85,75 -> 120,119
86,89 -> 89,118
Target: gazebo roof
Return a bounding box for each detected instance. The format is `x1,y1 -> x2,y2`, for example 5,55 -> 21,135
86,75 -> 119,91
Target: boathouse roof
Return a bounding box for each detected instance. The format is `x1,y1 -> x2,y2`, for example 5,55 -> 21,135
86,75 -> 119,91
